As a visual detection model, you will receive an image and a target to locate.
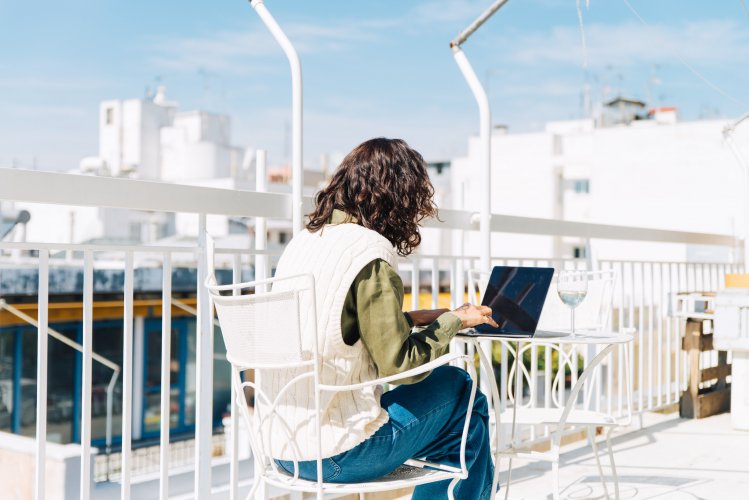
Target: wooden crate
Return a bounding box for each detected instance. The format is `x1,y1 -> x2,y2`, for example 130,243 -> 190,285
679,318 -> 732,418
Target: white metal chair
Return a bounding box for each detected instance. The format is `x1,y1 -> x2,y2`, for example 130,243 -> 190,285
468,268 -> 632,499
207,269 -> 480,499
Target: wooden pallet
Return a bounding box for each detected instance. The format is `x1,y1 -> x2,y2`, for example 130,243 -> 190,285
679,319 -> 732,418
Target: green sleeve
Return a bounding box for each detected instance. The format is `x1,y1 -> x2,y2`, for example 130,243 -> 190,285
351,259 -> 462,384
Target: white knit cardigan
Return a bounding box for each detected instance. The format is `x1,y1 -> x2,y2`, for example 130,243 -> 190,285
264,222 -> 398,461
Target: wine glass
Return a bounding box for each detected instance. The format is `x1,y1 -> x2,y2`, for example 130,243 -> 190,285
557,270 -> 588,335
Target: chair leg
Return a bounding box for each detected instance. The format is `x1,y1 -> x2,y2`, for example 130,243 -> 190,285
494,455 -> 502,498
588,426 -> 610,500
245,476 -> 260,500
359,493 -> 365,500
503,458 -> 513,500
447,477 -> 459,500
551,460 -> 560,500
606,428 -> 620,500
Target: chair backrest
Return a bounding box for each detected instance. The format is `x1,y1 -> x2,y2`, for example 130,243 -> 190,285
210,283 -> 311,368
205,237 -> 321,474
467,269 -> 490,306
537,269 -> 617,333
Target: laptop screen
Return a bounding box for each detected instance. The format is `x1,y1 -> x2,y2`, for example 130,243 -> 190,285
474,266 -> 554,335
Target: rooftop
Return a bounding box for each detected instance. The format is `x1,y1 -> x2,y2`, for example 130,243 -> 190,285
503,411 -> 749,499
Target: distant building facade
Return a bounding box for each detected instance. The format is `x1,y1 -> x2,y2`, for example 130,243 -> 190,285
449,106 -> 749,263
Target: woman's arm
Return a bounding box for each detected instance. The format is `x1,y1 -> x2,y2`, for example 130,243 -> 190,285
352,260 -> 496,384
405,309 -> 450,327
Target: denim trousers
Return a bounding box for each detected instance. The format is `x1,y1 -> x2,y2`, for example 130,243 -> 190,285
277,365 -> 495,499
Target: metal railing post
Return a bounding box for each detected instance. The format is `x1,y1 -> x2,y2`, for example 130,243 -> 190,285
80,250 -> 94,500
121,252 -> 134,500
250,0 -> 303,235
195,215 -> 213,498
159,253 -> 172,500
256,149 -> 270,289
35,249 -> 49,500
254,149 -> 269,498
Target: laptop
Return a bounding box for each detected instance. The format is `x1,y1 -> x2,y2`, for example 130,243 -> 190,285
461,266 -> 556,338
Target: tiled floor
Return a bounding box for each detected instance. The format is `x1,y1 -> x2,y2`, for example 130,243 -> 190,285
498,412 -> 749,499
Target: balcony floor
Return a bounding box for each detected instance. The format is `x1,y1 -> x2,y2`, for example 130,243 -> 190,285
90,411 -> 748,499
501,411 -> 749,499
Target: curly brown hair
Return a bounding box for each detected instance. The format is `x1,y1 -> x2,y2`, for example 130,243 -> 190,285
306,138 -> 437,256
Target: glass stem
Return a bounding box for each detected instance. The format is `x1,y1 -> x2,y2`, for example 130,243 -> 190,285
571,308 -> 575,334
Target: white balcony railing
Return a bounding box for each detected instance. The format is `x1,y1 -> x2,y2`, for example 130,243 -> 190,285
0,167 -> 742,499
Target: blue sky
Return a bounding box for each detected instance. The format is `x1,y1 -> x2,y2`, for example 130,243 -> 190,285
1,0 -> 748,170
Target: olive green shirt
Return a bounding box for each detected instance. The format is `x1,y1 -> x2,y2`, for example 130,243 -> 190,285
331,210 -> 462,384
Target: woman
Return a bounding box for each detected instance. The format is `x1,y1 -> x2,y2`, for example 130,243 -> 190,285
270,138 -> 498,499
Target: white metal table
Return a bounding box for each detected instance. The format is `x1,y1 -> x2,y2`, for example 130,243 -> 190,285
456,330 -> 633,499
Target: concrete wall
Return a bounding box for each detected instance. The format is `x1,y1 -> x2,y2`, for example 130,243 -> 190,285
0,431 -> 93,500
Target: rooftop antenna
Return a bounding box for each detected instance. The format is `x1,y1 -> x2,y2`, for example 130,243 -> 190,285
723,112 -> 749,264
250,0 -> 303,236
646,64 -> 662,107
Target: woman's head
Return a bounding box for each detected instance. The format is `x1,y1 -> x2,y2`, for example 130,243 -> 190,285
306,138 -> 437,256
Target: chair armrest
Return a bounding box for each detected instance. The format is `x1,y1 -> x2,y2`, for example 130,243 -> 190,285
318,351 -> 469,392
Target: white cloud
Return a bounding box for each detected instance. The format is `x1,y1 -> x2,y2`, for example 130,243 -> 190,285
0,103 -> 88,117
411,0 -> 493,24
145,20 -> 383,73
0,76 -> 111,91
492,19 -> 749,67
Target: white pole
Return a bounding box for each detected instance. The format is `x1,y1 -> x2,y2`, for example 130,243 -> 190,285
452,0 -> 509,412
452,47 -> 492,273
724,116 -> 749,266
251,0 -> 303,235
450,0 -> 509,273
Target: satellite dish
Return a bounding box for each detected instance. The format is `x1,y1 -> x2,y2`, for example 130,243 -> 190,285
15,210 -> 30,224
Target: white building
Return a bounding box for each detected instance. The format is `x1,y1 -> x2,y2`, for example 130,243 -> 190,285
93,86 -> 245,182
448,104 -> 749,263
6,87 -> 328,250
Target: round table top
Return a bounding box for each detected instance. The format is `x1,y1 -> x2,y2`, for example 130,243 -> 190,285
456,329 -> 634,345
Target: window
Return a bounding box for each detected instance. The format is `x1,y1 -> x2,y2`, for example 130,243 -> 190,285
564,178 -> 590,194
129,222 -> 142,242
105,107 -> 114,125
574,179 -> 590,194
279,231 -> 289,245
573,246 -> 587,259
13,323 -> 78,443
0,330 -> 14,432
90,322 -> 123,444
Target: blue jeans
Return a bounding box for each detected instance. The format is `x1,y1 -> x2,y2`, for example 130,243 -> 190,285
277,366 -> 494,499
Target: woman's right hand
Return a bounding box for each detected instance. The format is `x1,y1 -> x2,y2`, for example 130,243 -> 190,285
451,303 -> 499,329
